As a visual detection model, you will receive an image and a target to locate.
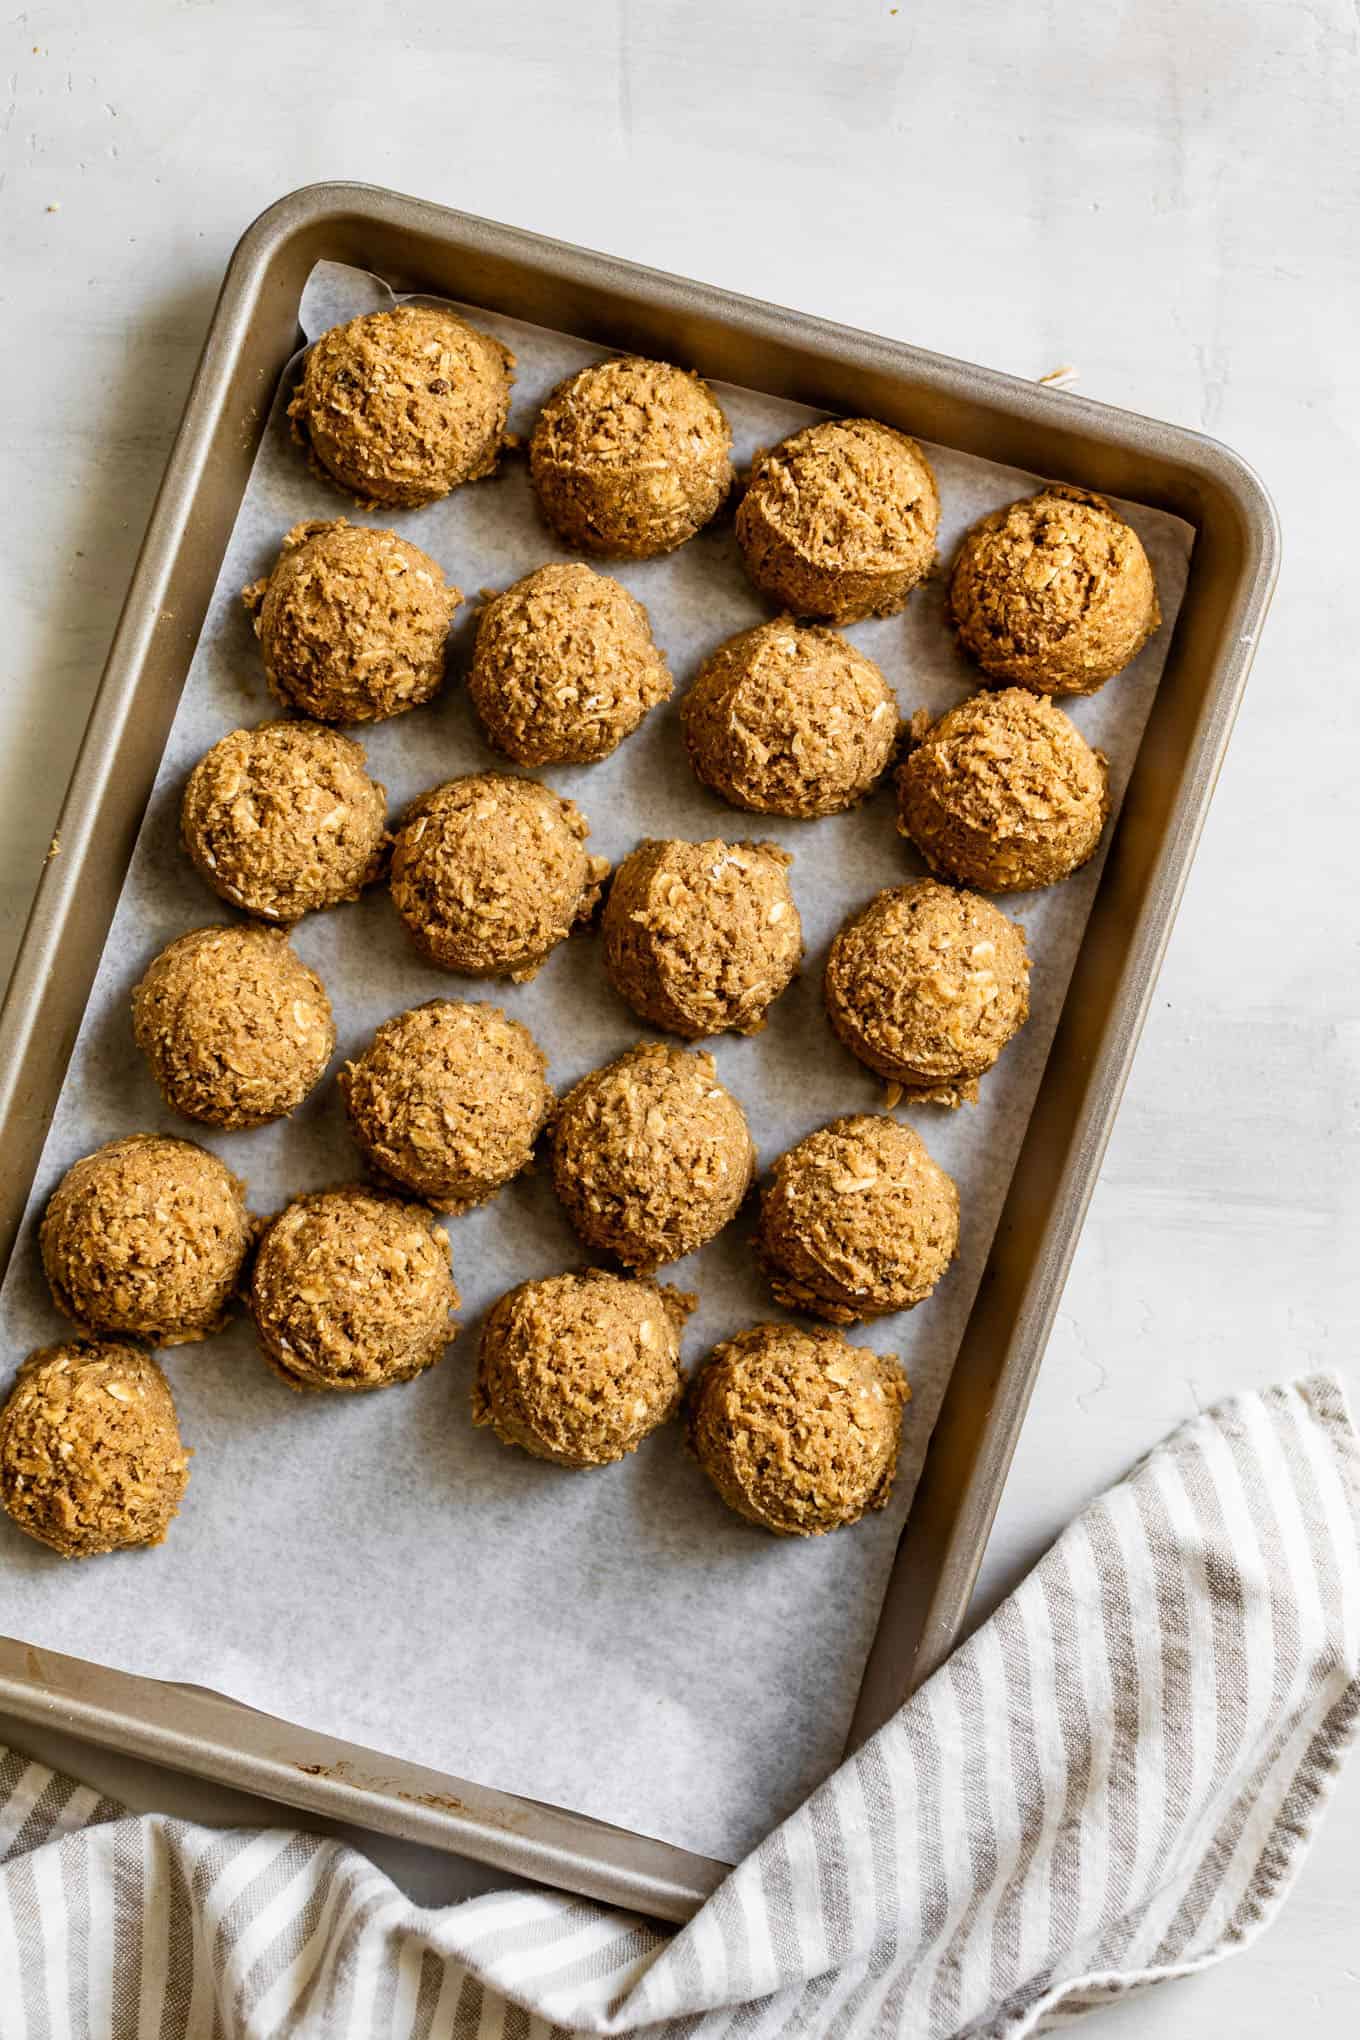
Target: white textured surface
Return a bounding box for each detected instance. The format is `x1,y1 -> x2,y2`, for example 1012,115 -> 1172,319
0,0 -> 1356,2025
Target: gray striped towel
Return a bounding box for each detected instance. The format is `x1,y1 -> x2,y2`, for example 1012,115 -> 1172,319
1,1372 -> 1356,2038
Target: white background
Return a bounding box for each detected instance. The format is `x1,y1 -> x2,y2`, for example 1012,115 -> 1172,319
1,1 -> 1357,2031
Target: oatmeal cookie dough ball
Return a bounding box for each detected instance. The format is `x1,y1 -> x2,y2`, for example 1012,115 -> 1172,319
688,1322 -> 908,1536
340,1001 -> 553,1214
41,1135 -> 253,1345
0,1342 -> 190,1559
473,1270 -> 693,1468
825,881 -> 1029,1106
468,562 -> 672,765
133,925 -> 335,1130
181,721 -> 389,924
896,688 -> 1109,893
243,520 -> 461,725
551,1043 -> 755,1273
736,418 -> 940,623
682,618 -> 898,818
950,486 -> 1159,695
529,356 -> 733,558
289,304 -> 514,508
755,1114 -> 958,1324
249,1187 -> 458,1393
602,838 -> 802,1040
390,773 -> 608,981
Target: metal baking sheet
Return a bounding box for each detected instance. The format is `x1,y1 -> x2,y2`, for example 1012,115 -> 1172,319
0,182 -> 1278,1919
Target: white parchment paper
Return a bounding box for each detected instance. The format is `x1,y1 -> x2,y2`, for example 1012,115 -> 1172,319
0,262 -> 1192,1862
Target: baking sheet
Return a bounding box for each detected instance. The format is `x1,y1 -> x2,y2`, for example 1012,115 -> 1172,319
0,260 -> 1192,1863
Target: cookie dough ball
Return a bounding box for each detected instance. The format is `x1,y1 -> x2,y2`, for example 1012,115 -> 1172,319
182,721 -> 389,924
0,1343 -> 190,1559
682,619 -> 898,817
688,1322 -> 908,1536
289,304 -> 514,508
756,1115 -> 958,1323
244,520 -> 460,724
896,688 -> 1109,893
41,1135 -> 253,1345
825,881 -> 1030,1106
473,1270 -> 693,1468
529,356 -> 733,558
133,925 -> 335,1130
469,562 -> 672,765
950,486 -> 1159,695
249,1187 -> 458,1392
390,773 -> 608,981
340,1001 -> 553,1214
602,838 -> 802,1040
736,419 -> 940,623
552,1043 -> 755,1272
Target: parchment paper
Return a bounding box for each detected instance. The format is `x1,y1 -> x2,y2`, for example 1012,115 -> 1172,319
0,262 -> 1193,1862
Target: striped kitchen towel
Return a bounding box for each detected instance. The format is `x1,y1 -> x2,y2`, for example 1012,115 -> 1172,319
1,1372 -> 1357,2038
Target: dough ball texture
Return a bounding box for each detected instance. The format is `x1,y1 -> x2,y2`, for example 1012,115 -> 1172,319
289,304 -> 514,508
950,486 -> 1159,694
181,720 -> 390,924
249,1187 -> 458,1392
244,520 -> 460,724
0,1343 -> 190,1559
682,618 -> 899,817
602,837 -> 802,1039
736,419 -> 940,622
825,881 -> 1029,1105
688,1322 -> 908,1536
41,1135 -> 253,1346
340,1000 -> 553,1214
133,925 -> 335,1130
469,562 -> 672,765
896,688 -> 1109,893
390,773 -> 608,981
552,1043 -> 755,1272
756,1114 -> 958,1323
529,356 -> 733,558
473,1270 -> 693,1468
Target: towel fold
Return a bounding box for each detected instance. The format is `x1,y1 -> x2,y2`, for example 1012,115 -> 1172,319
2,1373 -> 1357,2039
